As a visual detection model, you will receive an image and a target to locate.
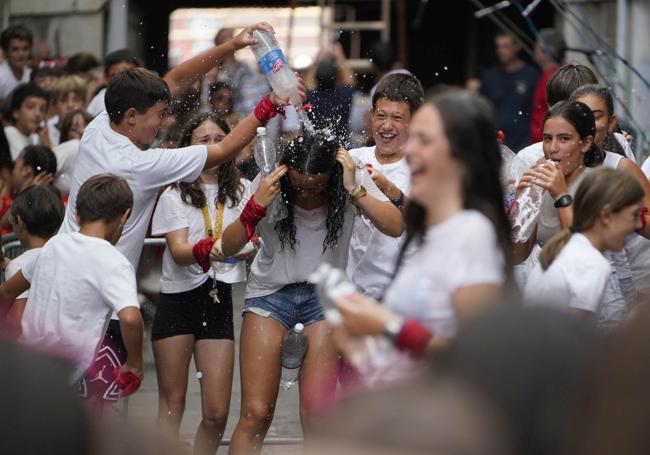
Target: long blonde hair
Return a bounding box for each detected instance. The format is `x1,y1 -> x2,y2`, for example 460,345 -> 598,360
539,168 -> 644,270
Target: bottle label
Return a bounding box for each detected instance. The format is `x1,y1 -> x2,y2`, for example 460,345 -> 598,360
258,49 -> 287,74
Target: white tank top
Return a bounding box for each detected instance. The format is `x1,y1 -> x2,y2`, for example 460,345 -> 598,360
603,151 -> 624,169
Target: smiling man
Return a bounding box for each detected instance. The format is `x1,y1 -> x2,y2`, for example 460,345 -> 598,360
346,72 -> 424,299
0,25 -> 33,100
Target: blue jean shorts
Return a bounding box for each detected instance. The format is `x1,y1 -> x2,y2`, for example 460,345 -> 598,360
243,282 -> 324,329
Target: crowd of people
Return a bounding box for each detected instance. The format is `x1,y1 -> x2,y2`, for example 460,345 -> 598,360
1,18 -> 650,455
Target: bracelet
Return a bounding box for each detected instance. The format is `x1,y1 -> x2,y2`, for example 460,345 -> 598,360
350,184 -> 367,203
240,195 -> 267,239
254,94 -> 286,125
192,238 -> 216,273
394,319 -> 433,358
554,194 -> 573,208
389,190 -> 405,209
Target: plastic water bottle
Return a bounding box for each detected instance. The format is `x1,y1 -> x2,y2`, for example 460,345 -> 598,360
212,257 -> 238,274
280,323 -> 308,390
249,30 -> 315,133
509,160 -> 552,243
254,127 -> 287,223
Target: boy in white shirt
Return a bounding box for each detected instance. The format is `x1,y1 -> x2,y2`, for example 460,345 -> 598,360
46,75 -> 87,146
4,83 -> 48,159
0,174 -> 144,390
347,72 -> 424,298
0,25 -> 32,100
4,185 -> 64,335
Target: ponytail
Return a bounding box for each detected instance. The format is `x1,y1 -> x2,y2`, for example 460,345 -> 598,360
539,229 -> 574,271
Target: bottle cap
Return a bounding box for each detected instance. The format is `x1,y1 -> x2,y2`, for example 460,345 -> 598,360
257,127 -> 267,135
294,323 -> 304,333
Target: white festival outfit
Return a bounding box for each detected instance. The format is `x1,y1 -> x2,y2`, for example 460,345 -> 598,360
346,146 -> 410,299
0,62 -> 31,100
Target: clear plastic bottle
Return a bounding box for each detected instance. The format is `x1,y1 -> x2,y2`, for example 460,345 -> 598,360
509,160 -> 552,243
212,257 -> 238,274
254,127 -> 287,223
280,323 -> 308,390
249,30 -> 315,133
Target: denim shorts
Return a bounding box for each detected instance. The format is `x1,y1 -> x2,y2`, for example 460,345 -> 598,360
243,282 -> 324,329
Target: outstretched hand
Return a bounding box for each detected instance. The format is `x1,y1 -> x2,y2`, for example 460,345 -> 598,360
336,148 -> 357,193
231,22 -> 274,51
254,165 -> 288,207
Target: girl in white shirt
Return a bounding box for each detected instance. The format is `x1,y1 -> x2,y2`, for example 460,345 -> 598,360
221,131 -> 403,452
525,168 -> 644,316
333,90 -> 511,380
150,113 -> 284,454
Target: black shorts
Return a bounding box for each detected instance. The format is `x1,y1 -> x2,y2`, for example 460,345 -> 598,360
151,278 -> 234,341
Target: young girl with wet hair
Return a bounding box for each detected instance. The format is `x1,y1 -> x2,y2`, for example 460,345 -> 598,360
220,131 -> 403,453
525,168 -> 644,316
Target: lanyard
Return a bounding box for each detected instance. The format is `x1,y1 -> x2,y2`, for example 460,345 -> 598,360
201,201 -> 225,239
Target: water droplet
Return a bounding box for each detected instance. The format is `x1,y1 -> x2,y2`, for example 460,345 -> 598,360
202,321 -> 207,326
196,371 -> 203,379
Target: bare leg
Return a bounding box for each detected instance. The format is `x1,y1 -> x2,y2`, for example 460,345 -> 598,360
299,321 -> 339,435
229,314 -> 286,455
153,335 -> 195,438
193,339 -> 235,455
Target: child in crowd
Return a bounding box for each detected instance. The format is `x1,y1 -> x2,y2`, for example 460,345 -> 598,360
4,185 -> 65,335
0,24 -> 33,100
0,145 -> 57,232
86,48 -> 141,116
4,83 -> 49,159
46,75 -> 87,146
150,112 -> 284,453
53,109 -> 93,196
0,174 -> 143,386
525,168 -> 644,317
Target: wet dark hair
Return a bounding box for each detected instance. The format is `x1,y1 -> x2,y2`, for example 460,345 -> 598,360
315,58 -> 339,91
59,109 -> 93,143
372,72 -> 424,114
276,132 -> 345,252
546,64 -> 598,106
105,68 -> 170,123
103,48 -> 141,77
76,174 -> 133,224
8,83 -> 48,121
11,185 -> 64,238
543,100 -> 603,167
399,90 -> 513,278
173,112 -> 243,209
19,145 -> 57,176
0,24 -> 33,52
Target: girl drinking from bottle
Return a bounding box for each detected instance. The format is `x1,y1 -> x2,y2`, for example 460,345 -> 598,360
220,131 -> 403,453
150,112 -> 286,454
525,168 -> 644,316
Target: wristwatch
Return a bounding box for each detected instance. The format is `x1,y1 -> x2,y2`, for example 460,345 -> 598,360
383,317 -> 405,343
350,184 -> 368,203
390,190 -> 405,209
554,194 -> 573,208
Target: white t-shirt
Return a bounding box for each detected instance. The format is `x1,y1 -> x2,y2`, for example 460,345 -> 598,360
19,232 -> 139,376
53,139 -> 80,195
5,248 -> 41,300
4,125 -> 39,160
152,180 -> 253,293
517,133 -> 634,169
86,88 -> 106,117
47,115 -> 60,147
524,233 -> 611,313
383,210 -> 505,338
362,210 -> 505,387
0,62 -> 31,100
59,111 -> 208,269
346,146 -> 410,299
245,169 -> 388,299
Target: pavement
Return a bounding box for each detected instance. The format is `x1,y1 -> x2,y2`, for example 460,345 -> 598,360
127,281 -> 303,454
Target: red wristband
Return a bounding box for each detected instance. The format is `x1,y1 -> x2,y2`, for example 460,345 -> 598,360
254,94 -> 286,124
113,367 -> 142,397
395,320 -> 433,358
240,196 -> 267,239
192,238 -> 216,273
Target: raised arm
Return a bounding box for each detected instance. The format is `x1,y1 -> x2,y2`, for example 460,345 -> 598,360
164,23 -> 272,98
337,149 -> 404,237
